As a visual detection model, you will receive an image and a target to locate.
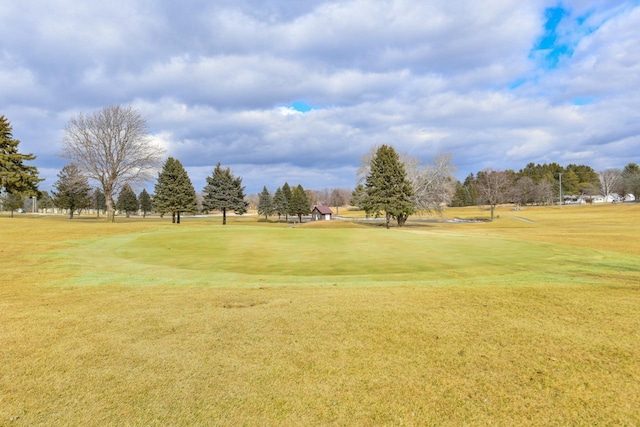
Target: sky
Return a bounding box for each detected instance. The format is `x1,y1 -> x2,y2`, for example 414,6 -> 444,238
1,0 -> 639,195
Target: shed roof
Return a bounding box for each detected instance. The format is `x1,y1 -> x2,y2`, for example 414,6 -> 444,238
313,206 -> 333,215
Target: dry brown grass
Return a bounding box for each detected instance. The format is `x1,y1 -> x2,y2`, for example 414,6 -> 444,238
1,207 -> 639,425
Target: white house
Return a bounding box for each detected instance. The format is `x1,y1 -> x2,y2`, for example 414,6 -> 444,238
604,193 -> 623,203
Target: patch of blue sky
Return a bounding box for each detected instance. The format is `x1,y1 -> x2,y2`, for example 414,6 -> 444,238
290,100 -> 317,112
532,6 -> 571,69
508,78 -> 528,90
572,96 -> 595,106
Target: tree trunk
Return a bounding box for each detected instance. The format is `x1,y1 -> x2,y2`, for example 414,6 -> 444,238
106,194 -> 115,222
490,204 -> 495,221
385,212 -> 390,229
172,211 -> 176,223
397,214 -> 407,227
69,210 -> 74,219
177,211 -> 181,224
298,213 -> 302,223
222,208 -> 227,225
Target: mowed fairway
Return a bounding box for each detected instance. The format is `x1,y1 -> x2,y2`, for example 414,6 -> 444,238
1,204 -> 639,425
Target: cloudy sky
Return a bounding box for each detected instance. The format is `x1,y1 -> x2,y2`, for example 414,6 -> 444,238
2,0 -> 639,194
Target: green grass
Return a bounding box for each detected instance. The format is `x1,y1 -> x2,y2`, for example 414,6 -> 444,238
1,205 -> 640,425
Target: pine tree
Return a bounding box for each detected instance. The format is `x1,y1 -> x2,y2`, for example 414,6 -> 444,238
116,184 -> 139,218
362,144 -> 414,228
138,189 -> 153,218
351,184 -> 366,210
52,163 -> 92,219
257,186 -> 273,220
1,115 -> 42,216
38,190 -> 55,213
282,182 -> 293,221
3,193 -> 24,213
290,184 -> 311,223
272,187 -> 288,221
202,163 -> 247,225
153,157 -> 197,224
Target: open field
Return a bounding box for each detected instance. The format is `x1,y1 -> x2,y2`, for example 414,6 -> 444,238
1,204 -> 639,425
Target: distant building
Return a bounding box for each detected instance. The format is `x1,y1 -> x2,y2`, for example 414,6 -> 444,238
604,193 -> 623,203
311,206 -> 333,221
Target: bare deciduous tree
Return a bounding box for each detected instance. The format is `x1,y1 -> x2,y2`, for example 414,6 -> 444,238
476,168 -> 511,220
598,168 -> 622,198
408,153 -> 457,214
511,176 -> 535,206
62,105 -> 164,221
534,180 -> 554,205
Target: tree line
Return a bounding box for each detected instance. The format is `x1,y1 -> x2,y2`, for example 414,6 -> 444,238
448,163 -> 640,219
3,106 -> 638,225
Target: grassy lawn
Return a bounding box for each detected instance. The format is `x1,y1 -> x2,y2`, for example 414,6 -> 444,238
1,204 -> 639,425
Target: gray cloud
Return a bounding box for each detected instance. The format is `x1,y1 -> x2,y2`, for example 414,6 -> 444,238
1,0 -> 639,194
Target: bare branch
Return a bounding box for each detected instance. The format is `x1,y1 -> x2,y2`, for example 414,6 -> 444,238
62,105 -> 165,221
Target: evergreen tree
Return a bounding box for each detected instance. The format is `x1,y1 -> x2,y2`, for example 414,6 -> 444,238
38,190 -> 54,213
282,182 -> 293,221
52,163 -> 92,219
462,173 -> 477,206
257,186 -> 273,220
362,145 -> 414,228
566,164 -> 599,190
202,163 -> 247,225
561,169 -> 580,195
290,184 -> 311,223
351,184 -> 366,210
93,188 -> 106,217
153,157 -> 197,224
451,181 -> 467,207
272,187 -> 288,221
0,115 -> 42,216
2,193 -> 24,213
139,189 -> 153,218
116,184 -> 138,217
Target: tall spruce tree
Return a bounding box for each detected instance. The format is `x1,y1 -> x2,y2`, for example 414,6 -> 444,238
202,163 -> 247,225
272,187 -> 288,221
153,157 -> 197,224
282,182 -> 293,221
52,163 -> 92,219
138,189 -> 153,218
351,184 -> 366,210
257,186 -> 273,220
362,144 -> 414,228
290,184 -> 311,223
116,184 -> 139,217
1,115 -> 42,216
